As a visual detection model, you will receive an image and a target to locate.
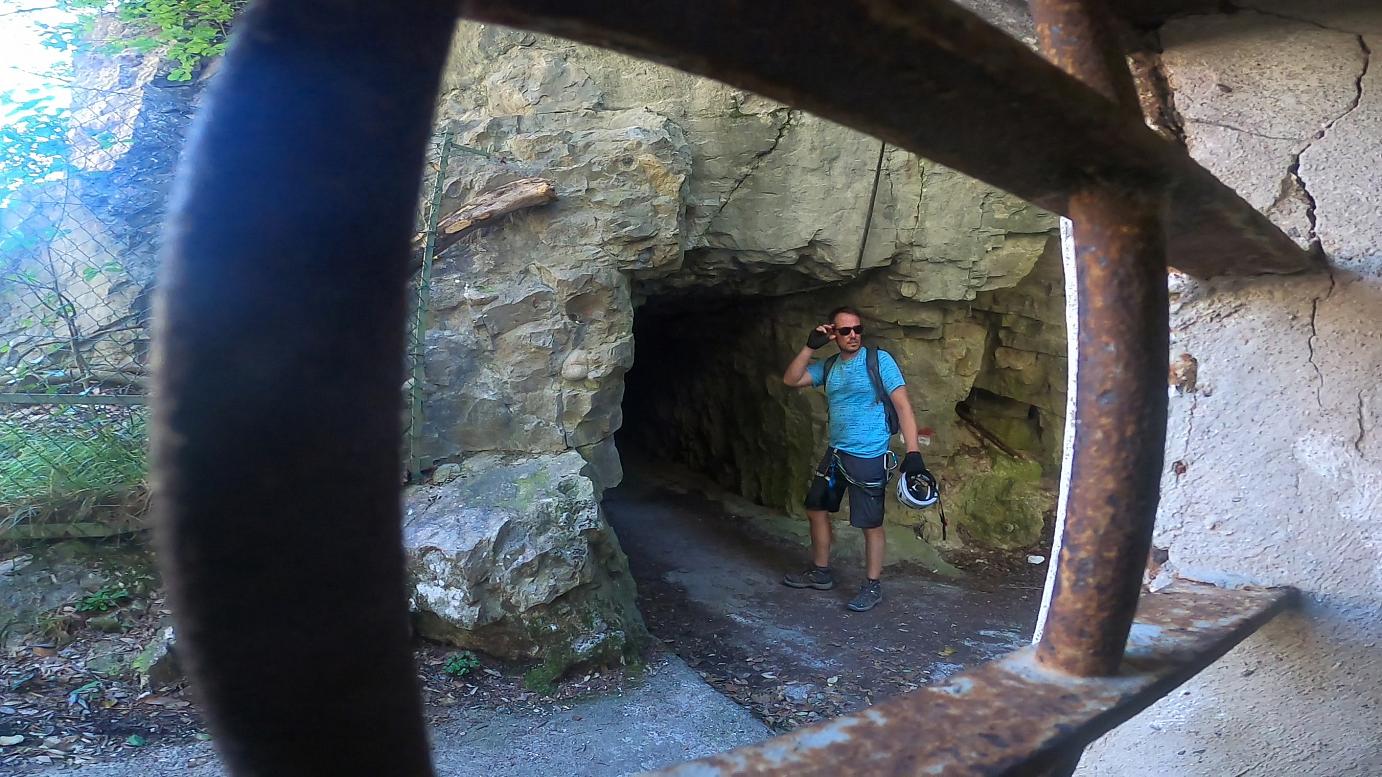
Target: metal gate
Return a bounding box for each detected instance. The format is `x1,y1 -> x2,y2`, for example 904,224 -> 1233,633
146,1 -> 1308,775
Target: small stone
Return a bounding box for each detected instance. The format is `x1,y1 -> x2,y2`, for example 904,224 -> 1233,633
1026,555 -> 1046,565
88,613 -> 126,633
131,624 -> 180,689
0,554 -> 33,575
430,463 -> 462,486
560,350 -> 592,381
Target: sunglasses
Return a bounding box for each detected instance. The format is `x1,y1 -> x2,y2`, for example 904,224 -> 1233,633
834,326 -> 864,336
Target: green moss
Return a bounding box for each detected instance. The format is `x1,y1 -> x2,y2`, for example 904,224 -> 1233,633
519,606 -> 639,694
510,466 -> 553,510
947,454 -> 1050,549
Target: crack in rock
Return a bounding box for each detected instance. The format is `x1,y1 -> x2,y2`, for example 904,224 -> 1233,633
1282,152 -> 1321,250
1276,34 -> 1369,254
712,109 -> 795,220
1185,117 -> 1299,141
1306,272 -> 1336,410
1182,390 -> 1200,466
1355,390 -> 1368,455
1314,34 -> 1372,140
1234,3 -> 1366,36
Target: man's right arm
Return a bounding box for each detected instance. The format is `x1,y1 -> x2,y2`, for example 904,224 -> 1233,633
783,346 -> 817,388
784,324 -> 832,388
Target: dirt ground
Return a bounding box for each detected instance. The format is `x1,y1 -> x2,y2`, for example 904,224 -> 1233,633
2,470 -> 1047,773
604,473 -> 1046,732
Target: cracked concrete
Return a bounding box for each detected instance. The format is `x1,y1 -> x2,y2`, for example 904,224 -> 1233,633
1082,5 -> 1382,775
1161,10 -> 1368,249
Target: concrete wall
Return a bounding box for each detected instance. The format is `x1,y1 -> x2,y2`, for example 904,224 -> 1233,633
1081,4 -> 1381,775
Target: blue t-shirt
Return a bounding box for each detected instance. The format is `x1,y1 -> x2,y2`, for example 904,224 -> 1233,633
807,347 -> 905,458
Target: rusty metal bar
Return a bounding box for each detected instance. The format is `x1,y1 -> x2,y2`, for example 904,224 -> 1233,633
1032,0 -> 1140,111
151,0 -> 458,774
454,0 -> 1315,278
1035,188 -> 1167,677
652,584 -> 1297,776
1028,0 -> 1169,678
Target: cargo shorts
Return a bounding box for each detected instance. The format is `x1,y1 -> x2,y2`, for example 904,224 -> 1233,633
803,447 -> 887,529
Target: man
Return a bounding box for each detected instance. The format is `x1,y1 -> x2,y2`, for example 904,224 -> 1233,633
781,306 -> 925,612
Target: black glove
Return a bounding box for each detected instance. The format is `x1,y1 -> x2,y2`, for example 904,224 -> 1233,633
902,451 -> 926,475
806,327 -> 831,349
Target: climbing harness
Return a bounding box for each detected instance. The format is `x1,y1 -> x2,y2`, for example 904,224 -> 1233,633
816,448 -> 894,497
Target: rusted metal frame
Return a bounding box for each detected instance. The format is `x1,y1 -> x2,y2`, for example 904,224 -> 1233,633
146,2 -> 1286,777
151,1 -> 458,775
654,584 -> 1297,776
1034,199 -> 1168,676
454,0 -> 1315,278
1028,0 -> 1169,678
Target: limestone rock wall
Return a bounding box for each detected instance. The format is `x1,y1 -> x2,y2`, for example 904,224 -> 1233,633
420,23 -> 1065,548
1081,5 -> 1382,776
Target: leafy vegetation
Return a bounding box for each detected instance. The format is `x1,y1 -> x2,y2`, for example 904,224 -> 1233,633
1,0 -> 247,199
76,585 -> 132,613
70,0 -> 245,81
443,651 -> 482,678
51,0 -> 247,82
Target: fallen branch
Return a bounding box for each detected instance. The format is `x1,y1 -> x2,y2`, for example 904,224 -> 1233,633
955,405 -> 1032,461
28,367 -> 150,390
411,177 -> 557,268
0,521 -> 148,540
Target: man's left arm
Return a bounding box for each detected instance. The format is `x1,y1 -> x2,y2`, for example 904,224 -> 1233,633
889,386 -> 921,454
879,351 -> 925,473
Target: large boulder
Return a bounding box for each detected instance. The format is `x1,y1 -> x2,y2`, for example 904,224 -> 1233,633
403,450 -> 647,688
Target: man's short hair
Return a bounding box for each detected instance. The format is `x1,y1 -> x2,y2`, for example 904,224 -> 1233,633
828,305 -> 862,323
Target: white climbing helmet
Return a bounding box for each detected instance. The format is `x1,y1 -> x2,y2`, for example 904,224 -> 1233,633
896,469 -> 940,510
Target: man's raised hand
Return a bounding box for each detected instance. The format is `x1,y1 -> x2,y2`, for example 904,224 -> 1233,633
806,324 -> 833,350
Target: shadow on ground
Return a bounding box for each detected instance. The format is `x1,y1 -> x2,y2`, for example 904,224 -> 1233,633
604,470 -> 1044,731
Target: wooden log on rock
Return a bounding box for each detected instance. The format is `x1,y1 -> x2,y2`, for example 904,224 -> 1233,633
411,177 -> 557,265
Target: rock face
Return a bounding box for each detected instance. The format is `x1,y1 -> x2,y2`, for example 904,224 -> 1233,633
403,451 -> 646,686
417,23 -> 1065,549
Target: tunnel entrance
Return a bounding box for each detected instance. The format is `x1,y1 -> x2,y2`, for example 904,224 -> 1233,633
604,276 -> 1054,732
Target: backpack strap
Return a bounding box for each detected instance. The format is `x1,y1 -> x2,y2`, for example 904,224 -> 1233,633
866,347 -> 885,403
821,353 -> 839,386
867,347 -> 901,435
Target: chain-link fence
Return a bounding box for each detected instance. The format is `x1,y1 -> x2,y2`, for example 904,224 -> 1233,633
1,177 -> 153,542
403,131 -> 453,484
1,89 -> 453,541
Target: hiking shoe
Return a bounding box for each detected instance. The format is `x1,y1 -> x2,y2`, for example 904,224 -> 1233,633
783,566 -> 835,590
847,580 -> 883,612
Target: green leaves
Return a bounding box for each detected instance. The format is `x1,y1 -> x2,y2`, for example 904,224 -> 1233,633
76,586 -> 132,613
103,0 -> 245,82
443,651 -> 482,678
2,0 -> 247,198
